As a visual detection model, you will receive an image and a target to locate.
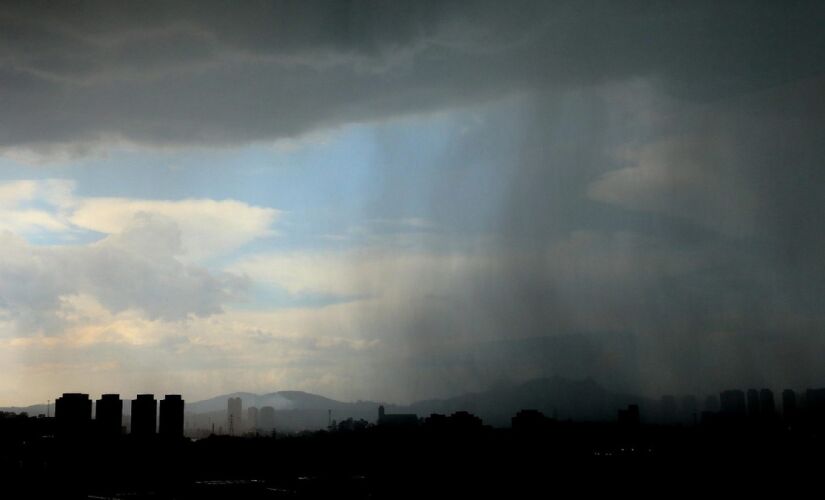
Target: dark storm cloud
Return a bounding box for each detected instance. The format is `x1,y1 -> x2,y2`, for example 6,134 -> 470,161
1,0 -> 823,148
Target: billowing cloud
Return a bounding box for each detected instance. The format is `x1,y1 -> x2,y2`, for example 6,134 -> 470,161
0,179 -> 277,337
0,178 -> 278,261
0,179 -> 75,234
0,214 -> 248,331
71,197 -> 278,262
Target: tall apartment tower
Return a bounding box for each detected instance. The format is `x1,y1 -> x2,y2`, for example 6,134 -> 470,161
258,406 -> 276,435
55,393 -> 93,437
131,394 -> 157,437
247,406 -> 259,432
783,389 -> 797,419
96,394 -> 123,437
720,390 -> 747,417
227,397 -> 243,435
759,389 -> 776,416
747,389 -> 761,417
159,394 -> 185,439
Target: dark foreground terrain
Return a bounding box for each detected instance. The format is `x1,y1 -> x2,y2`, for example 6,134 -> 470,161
1,415 -> 824,498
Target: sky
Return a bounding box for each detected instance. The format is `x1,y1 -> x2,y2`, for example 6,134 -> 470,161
1,0 -> 825,406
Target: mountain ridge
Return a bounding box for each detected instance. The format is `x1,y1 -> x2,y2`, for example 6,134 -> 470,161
1,376 -> 653,430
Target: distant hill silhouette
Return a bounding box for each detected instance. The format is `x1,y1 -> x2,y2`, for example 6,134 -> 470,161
0,403 -> 49,416
401,376 -> 652,427
1,376 -> 653,431
189,377 -> 653,430
185,390 -> 377,413
183,391 -> 381,433
402,333 -> 643,396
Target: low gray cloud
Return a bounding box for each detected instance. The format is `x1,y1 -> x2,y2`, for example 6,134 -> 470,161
1,1 -> 823,149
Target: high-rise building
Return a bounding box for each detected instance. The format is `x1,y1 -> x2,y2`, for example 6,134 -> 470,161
227,397 -> 242,435
247,406 -> 259,432
783,389 -> 797,419
55,393 -> 92,437
681,395 -> 699,424
131,394 -> 157,437
660,395 -> 678,424
747,389 -> 760,417
618,404 -> 640,426
759,389 -> 776,416
704,394 -> 720,413
258,406 -> 276,434
376,405 -> 418,427
159,395 -> 184,439
720,390 -> 747,418
806,388 -> 825,415
96,394 -> 123,437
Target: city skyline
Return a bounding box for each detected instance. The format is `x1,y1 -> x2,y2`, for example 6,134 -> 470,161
22,378 -> 825,432
31,383 -> 825,442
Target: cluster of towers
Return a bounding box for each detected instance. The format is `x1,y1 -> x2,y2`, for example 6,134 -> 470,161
55,393 -> 184,438
715,388 -> 824,419
718,388 -> 777,417
648,387 -> 825,425
225,397 -> 277,435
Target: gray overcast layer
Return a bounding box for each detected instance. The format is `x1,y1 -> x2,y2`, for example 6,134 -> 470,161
2,1 -> 823,147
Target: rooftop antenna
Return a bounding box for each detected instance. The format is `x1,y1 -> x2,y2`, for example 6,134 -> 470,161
47,399 -> 50,418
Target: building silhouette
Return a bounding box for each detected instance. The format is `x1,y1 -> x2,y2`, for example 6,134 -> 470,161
247,406 -> 259,433
747,389 -> 761,417
422,411 -> 484,432
159,395 -> 184,439
258,406 -> 276,434
720,390 -> 747,418
227,397 -> 242,435
806,388 -> 825,416
618,404 -> 640,426
96,394 -> 123,437
681,395 -> 699,424
704,394 -> 720,412
660,395 -> 678,423
55,393 -> 92,437
783,389 -> 797,419
759,389 -> 776,416
131,394 -> 157,437
377,405 -> 418,427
